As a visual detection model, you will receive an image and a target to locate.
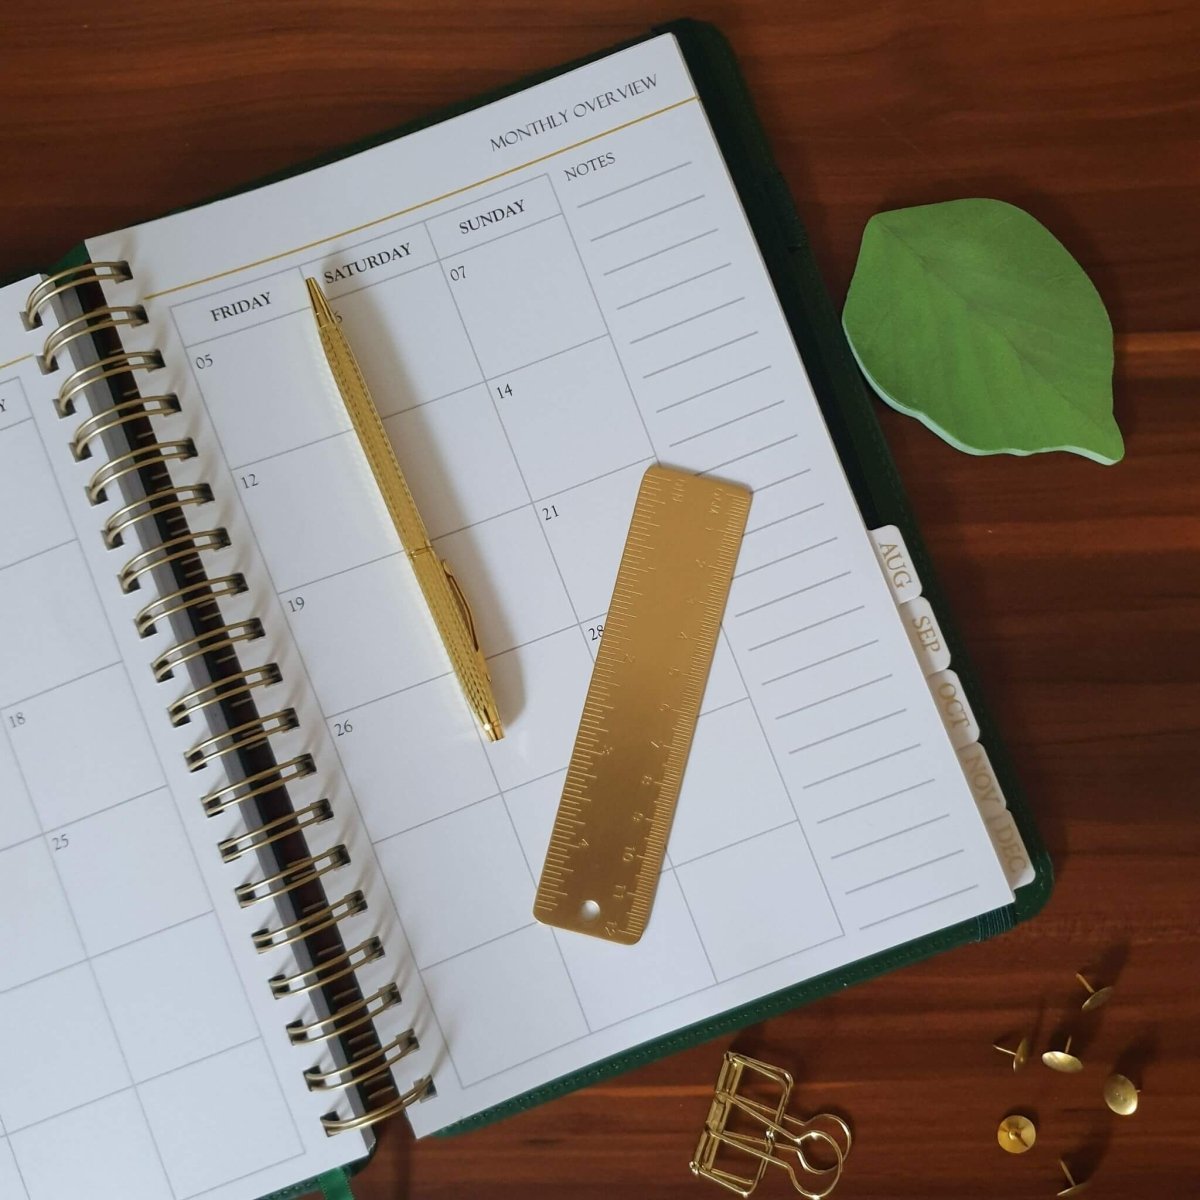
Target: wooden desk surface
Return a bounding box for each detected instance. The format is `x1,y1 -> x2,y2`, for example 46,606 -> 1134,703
4,1 -> 1196,1196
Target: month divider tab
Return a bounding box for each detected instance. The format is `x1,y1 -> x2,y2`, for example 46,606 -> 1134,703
869,523 -> 922,605
900,595 -> 951,675
957,741 -> 1035,888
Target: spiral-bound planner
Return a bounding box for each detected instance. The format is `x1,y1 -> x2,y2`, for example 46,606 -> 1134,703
0,21 -> 1048,1200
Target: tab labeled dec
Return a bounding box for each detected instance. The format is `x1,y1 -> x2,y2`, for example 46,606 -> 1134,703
957,743 -> 1033,888
870,524 -> 922,605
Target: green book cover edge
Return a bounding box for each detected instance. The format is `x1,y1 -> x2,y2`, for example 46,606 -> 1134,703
10,13 -> 1052,1166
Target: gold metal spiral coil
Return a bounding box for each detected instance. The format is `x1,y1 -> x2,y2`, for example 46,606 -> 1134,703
41,306 -> 147,372
72,394 -> 180,461
253,890 -> 367,953
287,983 -> 400,1046
168,664 -> 282,727
87,439 -> 196,505
152,618 -> 263,680
235,845 -> 351,908
185,708 -> 299,772
201,753 -> 316,817
22,261 -> 131,328
218,798 -> 333,863
104,483 -> 213,549
135,575 -> 247,638
268,936 -> 383,997
26,262 -> 427,1136
320,1076 -> 435,1137
118,528 -> 229,594
57,349 -> 164,417
304,1031 -> 419,1093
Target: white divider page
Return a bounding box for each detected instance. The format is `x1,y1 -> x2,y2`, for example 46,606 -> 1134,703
0,282 -> 366,1199
89,33 -> 1012,1135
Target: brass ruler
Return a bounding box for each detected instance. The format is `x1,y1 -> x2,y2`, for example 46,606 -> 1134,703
533,464 -> 751,944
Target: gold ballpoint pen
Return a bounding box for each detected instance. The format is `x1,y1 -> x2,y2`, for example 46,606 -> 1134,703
305,278 -> 504,741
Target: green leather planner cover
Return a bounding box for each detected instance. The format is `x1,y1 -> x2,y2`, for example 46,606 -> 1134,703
17,17 -> 1051,1183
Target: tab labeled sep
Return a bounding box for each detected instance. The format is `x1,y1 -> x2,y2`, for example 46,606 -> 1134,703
926,668 -> 979,749
900,596 -> 951,675
870,524 -> 922,605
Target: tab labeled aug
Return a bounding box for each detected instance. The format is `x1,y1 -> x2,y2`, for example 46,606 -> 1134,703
870,523 -> 922,605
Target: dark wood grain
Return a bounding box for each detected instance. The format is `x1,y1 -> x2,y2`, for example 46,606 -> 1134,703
4,1 -> 1197,1195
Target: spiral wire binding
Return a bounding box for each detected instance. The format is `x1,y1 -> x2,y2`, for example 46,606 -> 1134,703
24,263 -> 431,1134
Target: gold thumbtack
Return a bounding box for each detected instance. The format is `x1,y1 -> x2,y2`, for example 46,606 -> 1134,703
996,1114 -> 1037,1154
1103,1073 -> 1140,1115
1042,1035 -> 1083,1073
992,1036 -> 1031,1071
1075,973 -> 1114,1012
1056,1158 -> 1090,1196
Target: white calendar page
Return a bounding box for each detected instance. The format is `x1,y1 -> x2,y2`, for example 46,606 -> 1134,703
0,284 -> 369,1199
89,33 -> 1013,1135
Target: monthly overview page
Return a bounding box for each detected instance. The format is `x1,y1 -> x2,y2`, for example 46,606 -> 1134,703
89,33 -> 1012,1133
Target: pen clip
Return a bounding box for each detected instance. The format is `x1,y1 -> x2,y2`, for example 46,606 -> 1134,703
442,561 -> 480,652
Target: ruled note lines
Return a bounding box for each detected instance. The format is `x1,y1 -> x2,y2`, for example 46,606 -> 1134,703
700,435 -> 798,476
668,397 -> 782,446
773,670 -> 890,714
761,640 -> 880,686
591,194 -> 705,241
816,778 -> 937,824
629,297 -> 745,344
829,814 -> 950,861
743,503 -> 824,536
656,364 -> 771,412
846,850 -> 966,895
575,160 -> 692,208
858,886 -> 980,931
734,537 -> 837,579
617,263 -> 731,310
603,229 -> 718,275
734,570 -> 850,618
788,709 -> 908,755
645,331 -> 759,379
803,744 -> 921,789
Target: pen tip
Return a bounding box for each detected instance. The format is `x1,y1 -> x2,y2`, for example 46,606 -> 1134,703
305,276 -> 336,325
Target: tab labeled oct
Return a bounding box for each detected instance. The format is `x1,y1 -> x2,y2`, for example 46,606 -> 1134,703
926,668 -> 978,749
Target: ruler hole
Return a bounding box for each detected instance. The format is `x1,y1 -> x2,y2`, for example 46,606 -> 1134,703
580,900 -> 601,922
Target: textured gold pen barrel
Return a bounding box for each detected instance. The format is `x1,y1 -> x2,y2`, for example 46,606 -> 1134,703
306,278 -> 504,741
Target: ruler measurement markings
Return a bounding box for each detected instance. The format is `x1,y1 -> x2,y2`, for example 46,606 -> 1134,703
534,465 -> 751,943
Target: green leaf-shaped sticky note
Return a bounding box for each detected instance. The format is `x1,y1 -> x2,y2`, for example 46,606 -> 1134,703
843,198 -> 1123,463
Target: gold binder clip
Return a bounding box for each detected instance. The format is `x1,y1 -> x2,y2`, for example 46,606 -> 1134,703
690,1053 -> 850,1198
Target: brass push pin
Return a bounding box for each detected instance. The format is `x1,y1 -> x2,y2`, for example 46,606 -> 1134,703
1103,1073 -> 1140,1115
996,1114 -> 1037,1154
1075,973 -> 1114,1012
992,1036 -> 1031,1071
1056,1158 -> 1090,1196
1042,1035 -> 1083,1073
